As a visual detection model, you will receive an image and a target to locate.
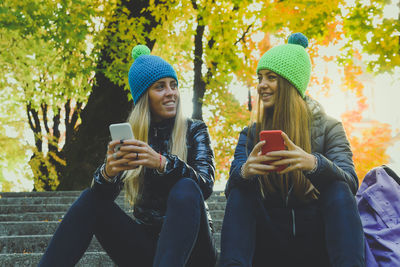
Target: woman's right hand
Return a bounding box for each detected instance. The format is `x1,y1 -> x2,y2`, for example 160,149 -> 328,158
104,139 -> 137,178
241,141 -> 280,179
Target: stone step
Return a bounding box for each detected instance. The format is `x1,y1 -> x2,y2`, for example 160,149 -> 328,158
0,210 -> 226,222
0,202 -> 226,215
0,212 -> 66,222
0,196 -> 226,206
0,252 -> 115,267
0,191 -> 225,200
0,235 -> 102,254
0,191 -> 85,198
0,233 -> 221,254
0,204 -> 72,214
0,196 -> 82,205
0,220 -> 223,236
0,222 -> 59,236
0,190 -> 225,265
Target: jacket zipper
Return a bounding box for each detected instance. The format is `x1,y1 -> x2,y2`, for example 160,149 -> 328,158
291,209 -> 296,237
286,184 -> 296,237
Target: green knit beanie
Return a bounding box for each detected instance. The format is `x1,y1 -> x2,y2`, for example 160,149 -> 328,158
256,33 -> 311,98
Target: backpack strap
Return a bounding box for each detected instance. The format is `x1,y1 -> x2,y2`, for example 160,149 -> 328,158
382,165 -> 400,185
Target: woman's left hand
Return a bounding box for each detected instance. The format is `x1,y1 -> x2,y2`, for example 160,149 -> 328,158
267,132 -> 316,174
118,140 -> 165,171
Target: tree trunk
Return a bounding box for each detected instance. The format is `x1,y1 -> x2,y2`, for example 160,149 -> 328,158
57,0 -> 158,190
27,102 -> 64,191
192,21 -> 206,121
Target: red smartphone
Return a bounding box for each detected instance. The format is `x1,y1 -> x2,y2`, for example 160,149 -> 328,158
259,130 -> 287,172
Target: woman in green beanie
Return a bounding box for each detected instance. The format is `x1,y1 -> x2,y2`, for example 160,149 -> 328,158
39,45 -> 217,267
219,33 -> 365,267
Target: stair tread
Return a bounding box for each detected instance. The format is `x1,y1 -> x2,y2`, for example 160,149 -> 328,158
0,190 -> 225,263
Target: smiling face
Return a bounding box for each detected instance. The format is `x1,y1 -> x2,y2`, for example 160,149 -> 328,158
257,69 -> 278,109
148,77 -> 179,122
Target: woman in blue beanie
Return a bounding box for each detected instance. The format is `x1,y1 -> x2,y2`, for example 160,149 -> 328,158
39,45 -> 217,267
218,33 -> 365,267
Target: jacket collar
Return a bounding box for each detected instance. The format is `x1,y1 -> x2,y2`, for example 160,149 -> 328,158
305,96 -> 326,122
149,117 -> 175,139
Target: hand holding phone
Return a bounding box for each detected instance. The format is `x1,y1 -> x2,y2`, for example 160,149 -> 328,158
109,123 -> 134,152
259,130 -> 287,172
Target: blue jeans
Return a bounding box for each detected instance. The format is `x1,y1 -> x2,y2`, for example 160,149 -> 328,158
39,178 -> 217,267
219,181 -> 365,267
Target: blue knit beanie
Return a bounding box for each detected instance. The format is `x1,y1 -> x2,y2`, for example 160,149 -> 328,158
128,45 -> 178,104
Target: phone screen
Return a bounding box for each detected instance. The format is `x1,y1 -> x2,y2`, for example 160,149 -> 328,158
109,123 -> 134,151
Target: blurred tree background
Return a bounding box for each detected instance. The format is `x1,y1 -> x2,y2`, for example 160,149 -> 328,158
0,0 -> 399,191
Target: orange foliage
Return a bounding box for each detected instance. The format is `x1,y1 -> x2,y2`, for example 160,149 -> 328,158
257,33 -> 271,56
321,21 -> 343,45
341,87 -> 391,183
343,119 -> 392,183
343,62 -> 364,96
205,90 -> 251,181
339,52 -> 392,184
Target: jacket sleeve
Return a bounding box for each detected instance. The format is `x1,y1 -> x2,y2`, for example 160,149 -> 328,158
91,164 -> 124,201
306,119 -> 359,194
160,121 -> 215,200
225,126 -> 257,197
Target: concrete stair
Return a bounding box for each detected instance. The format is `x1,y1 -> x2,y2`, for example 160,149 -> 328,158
0,190 -> 226,266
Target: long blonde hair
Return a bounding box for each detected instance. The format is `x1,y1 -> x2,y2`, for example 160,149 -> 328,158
123,90 -> 188,205
251,75 -> 319,202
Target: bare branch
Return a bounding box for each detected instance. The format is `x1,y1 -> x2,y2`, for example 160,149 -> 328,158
70,101 -> 83,129
41,103 -> 50,134
234,24 -> 252,46
64,99 -> 71,126
26,103 -> 42,152
26,103 -> 36,133
53,107 -> 61,140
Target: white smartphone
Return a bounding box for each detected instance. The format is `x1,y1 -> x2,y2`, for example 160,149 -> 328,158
109,122 -> 134,151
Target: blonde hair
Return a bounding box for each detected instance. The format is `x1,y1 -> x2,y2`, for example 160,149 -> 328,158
123,90 -> 188,205
251,75 -> 319,202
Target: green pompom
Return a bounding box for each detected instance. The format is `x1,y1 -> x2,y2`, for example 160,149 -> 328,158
288,33 -> 308,48
131,44 -> 151,60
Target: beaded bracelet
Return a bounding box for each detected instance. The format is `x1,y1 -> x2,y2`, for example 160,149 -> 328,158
305,155 -> 318,175
159,152 -> 162,171
156,154 -> 168,175
240,164 -> 247,179
101,164 -> 115,183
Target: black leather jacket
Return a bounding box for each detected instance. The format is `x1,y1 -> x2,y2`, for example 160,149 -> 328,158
92,118 -> 215,227
226,96 -> 358,198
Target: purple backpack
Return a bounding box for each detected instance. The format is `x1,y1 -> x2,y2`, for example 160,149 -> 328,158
356,166 -> 400,266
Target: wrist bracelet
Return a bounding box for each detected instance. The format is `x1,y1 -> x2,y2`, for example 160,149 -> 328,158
158,152 -> 162,171
163,157 -> 168,173
305,155 -> 318,175
240,164 -> 247,179
156,154 -> 168,175
101,164 -> 115,183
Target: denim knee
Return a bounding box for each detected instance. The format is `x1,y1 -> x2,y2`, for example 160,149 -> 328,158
226,186 -> 255,207
76,188 -> 97,203
67,187 -> 104,215
168,178 -> 202,207
319,181 -> 355,207
79,188 -> 94,199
